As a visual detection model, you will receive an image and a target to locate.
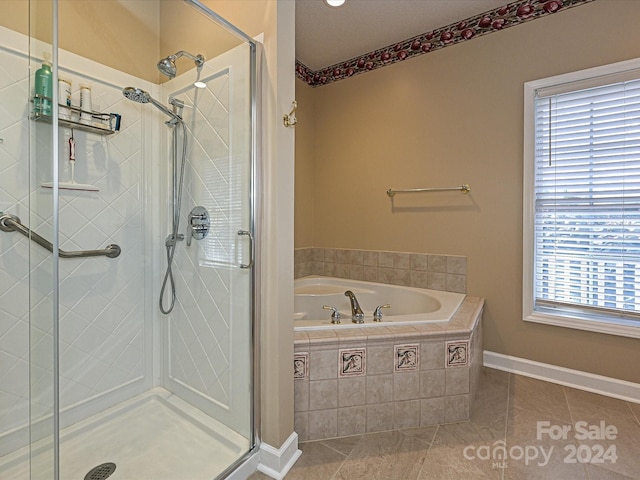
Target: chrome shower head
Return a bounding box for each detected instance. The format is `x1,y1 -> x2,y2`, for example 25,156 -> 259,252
157,56 -> 177,78
122,87 -> 181,122
122,86 -> 150,104
157,51 -> 205,79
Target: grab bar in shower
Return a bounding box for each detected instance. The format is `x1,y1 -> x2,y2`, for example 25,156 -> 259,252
0,213 -> 121,259
386,184 -> 471,197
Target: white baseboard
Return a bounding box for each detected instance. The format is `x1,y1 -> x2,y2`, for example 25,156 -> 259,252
484,351 -> 640,404
257,431 -> 302,480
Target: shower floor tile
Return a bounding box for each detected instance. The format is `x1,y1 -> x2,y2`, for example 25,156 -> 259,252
0,388 -> 249,480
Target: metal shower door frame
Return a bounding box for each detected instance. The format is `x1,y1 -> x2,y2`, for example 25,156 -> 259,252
182,1 -> 261,477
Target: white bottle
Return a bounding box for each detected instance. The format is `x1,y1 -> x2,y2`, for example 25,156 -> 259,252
79,84 -> 92,124
58,77 -> 72,120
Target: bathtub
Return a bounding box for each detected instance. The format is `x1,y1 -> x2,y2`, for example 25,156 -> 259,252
294,276 -> 465,331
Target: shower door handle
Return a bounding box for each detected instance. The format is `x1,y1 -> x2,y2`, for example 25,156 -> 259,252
238,230 -> 254,269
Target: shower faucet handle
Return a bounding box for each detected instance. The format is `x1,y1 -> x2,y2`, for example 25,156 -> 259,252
186,206 -> 210,247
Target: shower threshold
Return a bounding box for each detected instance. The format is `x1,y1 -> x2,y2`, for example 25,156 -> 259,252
0,388 -> 249,479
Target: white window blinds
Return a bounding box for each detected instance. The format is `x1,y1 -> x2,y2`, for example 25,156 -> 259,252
534,78 -> 640,318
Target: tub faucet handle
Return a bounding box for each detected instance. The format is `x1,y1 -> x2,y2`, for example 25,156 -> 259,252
373,304 -> 391,322
323,305 -> 341,324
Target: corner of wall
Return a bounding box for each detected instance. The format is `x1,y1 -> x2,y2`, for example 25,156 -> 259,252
259,0 -> 296,449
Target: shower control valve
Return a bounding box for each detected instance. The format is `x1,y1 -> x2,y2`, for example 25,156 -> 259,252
186,206 -> 210,246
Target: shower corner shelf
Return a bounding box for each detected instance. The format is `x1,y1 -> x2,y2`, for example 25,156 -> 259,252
30,94 -> 119,135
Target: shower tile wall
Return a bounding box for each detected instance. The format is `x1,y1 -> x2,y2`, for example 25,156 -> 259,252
168,73 -> 234,404
0,35 -> 30,451
163,51 -> 251,437
0,28 -> 148,455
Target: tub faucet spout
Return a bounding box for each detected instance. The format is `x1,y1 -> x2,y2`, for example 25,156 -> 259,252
344,290 -> 365,324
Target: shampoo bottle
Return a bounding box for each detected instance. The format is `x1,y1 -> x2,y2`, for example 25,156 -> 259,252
35,52 -> 53,116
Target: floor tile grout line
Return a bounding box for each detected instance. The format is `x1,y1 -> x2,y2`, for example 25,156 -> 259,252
397,425 -> 439,448
563,383 -> 576,424
563,385 -> 591,480
625,400 -> 640,426
317,436 -> 359,457
501,372 -> 511,480
325,426 -> 439,480
508,374 -> 582,427
415,424 -> 440,479
314,433 -> 373,480
328,435 -> 360,480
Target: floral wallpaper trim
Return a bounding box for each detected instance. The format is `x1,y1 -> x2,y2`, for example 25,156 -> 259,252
296,0 -> 594,87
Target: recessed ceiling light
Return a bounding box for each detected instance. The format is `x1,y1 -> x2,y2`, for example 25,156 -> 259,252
324,0 -> 346,7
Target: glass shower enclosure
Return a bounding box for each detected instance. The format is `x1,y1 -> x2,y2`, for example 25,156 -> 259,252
0,1 -> 258,479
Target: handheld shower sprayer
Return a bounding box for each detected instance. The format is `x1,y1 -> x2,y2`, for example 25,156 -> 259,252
122,86 -> 188,314
157,51 -> 205,79
122,87 -> 182,123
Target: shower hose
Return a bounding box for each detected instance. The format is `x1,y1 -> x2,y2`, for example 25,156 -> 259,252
159,120 -> 188,314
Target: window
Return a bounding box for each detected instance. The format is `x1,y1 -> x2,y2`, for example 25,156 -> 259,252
523,59 -> 640,338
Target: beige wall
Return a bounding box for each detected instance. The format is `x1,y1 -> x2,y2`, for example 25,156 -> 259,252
1,0 -> 269,84
3,1 -> 31,36
296,1 -> 640,383
159,0 -> 263,84
294,79 -> 315,247
2,0 -> 160,82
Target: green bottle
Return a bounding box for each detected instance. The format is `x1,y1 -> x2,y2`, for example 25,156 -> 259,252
35,52 -> 53,116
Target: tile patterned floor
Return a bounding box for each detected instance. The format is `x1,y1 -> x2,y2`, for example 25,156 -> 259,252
250,368 -> 640,480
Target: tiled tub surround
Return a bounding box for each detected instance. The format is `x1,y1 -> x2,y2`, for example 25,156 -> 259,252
293,295 -> 483,441
294,276 -> 466,329
294,247 -> 467,294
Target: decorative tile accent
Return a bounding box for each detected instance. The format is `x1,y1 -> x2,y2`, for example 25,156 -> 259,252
294,352 -> 309,380
296,0 -> 592,87
446,340 -> 470,368
293,297 -> 484,441
394,344 -> 419,372
338,348 -> 366,377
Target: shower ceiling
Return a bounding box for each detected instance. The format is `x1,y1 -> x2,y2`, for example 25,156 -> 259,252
295,0 -> 507,71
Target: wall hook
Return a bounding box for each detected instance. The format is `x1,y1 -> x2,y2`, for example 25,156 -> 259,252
283,100 -> 297,127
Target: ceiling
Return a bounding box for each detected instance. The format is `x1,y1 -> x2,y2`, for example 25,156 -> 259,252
295,0 -> 508,71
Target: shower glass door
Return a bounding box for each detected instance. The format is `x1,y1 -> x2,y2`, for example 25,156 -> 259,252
0,0 -> 58,476
159,3 -> 256,475
1,1 -> 256,479
29,1 -> 59,479
162,39 -> 254,444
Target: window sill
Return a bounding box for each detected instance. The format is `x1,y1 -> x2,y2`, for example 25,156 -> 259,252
524,311 -> 640,339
